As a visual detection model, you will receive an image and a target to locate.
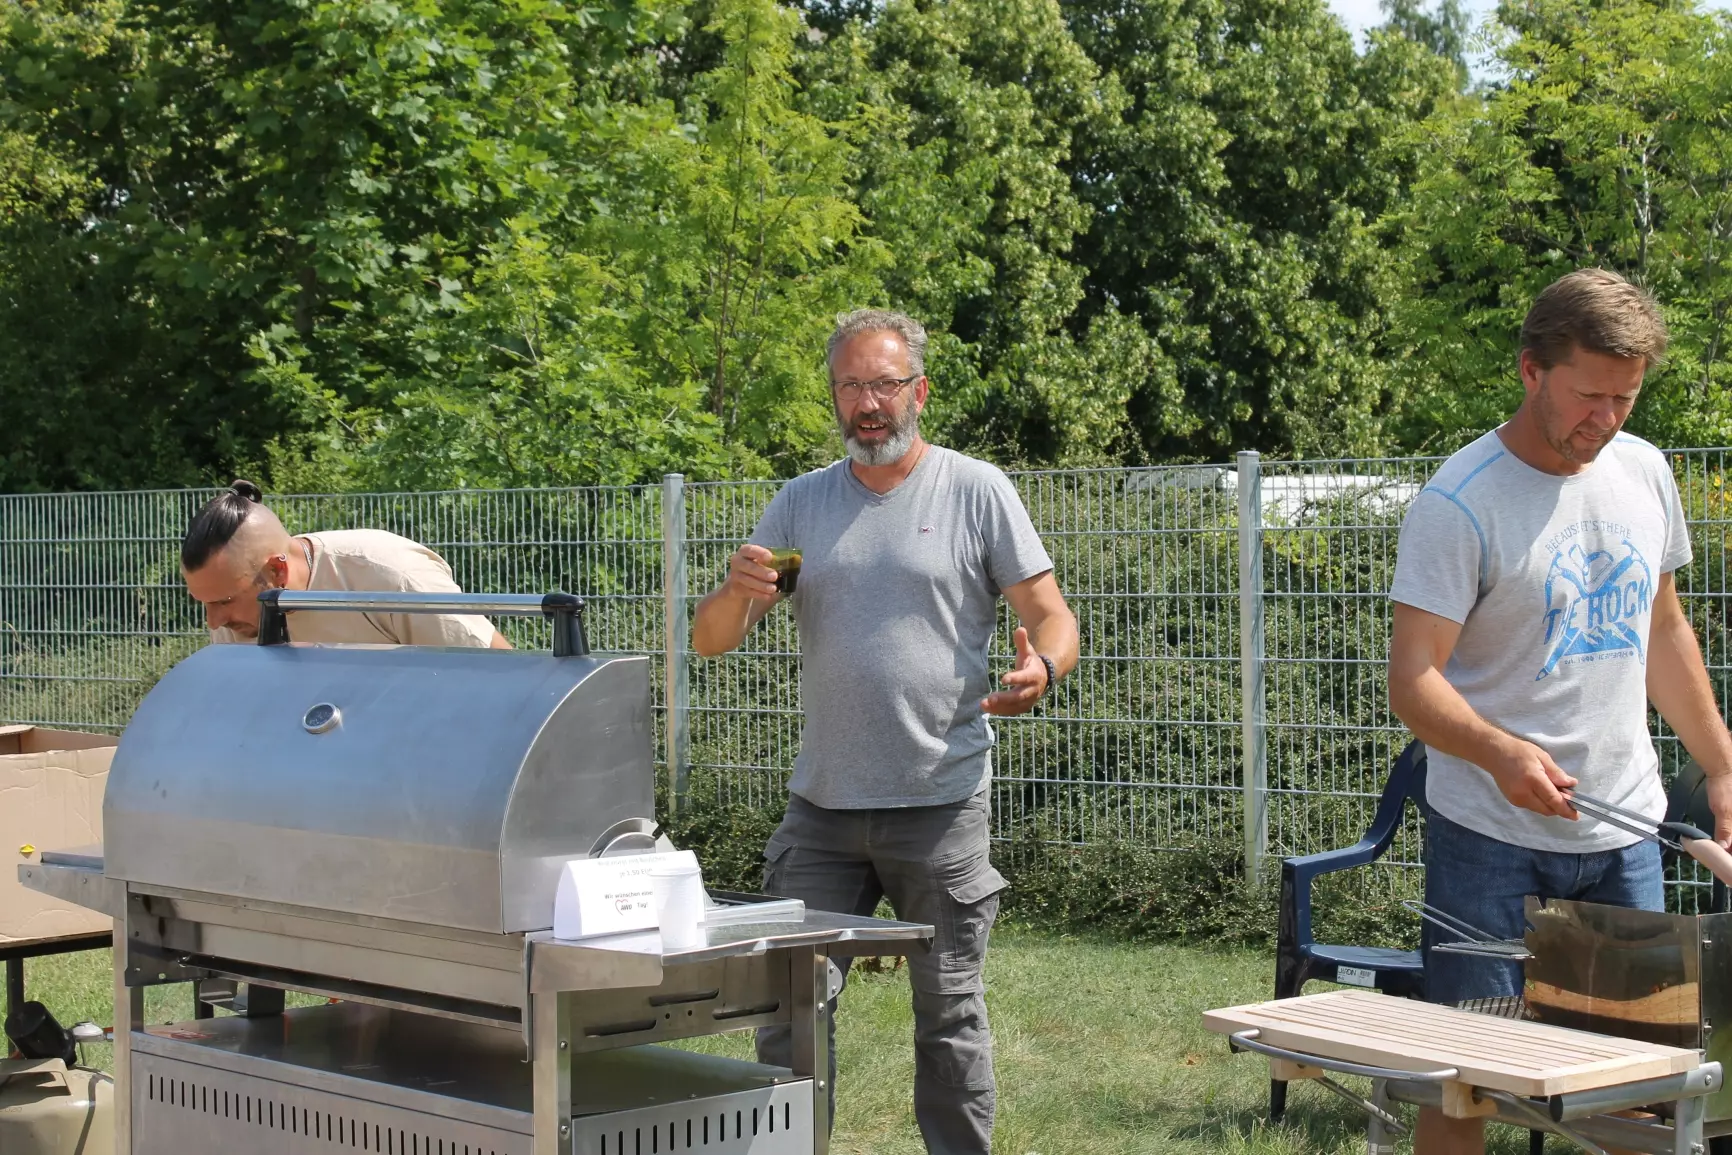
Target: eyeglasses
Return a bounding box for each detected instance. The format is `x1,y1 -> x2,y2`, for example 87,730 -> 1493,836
832,374 -> 919,402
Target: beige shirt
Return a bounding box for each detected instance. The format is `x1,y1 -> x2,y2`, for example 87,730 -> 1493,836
210,529 -> 498,647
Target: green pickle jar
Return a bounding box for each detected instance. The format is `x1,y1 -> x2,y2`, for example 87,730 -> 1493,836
766,548 -> 803,593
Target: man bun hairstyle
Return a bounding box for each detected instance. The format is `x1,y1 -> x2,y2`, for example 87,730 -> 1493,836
181,480 -> 264,571
826,309 -> 928,378
1521,268 -> 1670,371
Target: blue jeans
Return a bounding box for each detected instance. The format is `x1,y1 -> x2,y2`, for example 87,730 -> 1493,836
1422,804 -> 1663,1005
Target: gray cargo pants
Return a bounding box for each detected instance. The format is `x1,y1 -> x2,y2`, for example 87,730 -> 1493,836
754,790 -> 1007,1155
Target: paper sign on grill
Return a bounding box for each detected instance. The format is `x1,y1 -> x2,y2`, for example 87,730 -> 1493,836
553,850 -> 701,940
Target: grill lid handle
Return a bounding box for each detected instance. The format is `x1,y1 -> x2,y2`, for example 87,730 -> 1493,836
256,590 -> 589,656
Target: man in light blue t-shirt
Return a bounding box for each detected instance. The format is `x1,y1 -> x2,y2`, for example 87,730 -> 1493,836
691,309 -> 1078,1155
1389,268 -> 1732,1155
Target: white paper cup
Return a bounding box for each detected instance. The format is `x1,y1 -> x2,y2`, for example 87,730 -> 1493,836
651,862 -> 707,951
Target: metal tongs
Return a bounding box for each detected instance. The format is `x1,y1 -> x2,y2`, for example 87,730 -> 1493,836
1563,787 -> 1732,887
1401,900 -> 1533,961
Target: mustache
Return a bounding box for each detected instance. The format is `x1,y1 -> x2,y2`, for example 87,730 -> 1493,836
847,408 -> 895,435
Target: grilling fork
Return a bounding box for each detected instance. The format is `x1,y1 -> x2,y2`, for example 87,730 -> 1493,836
1564,787 -> 1732,887
1400,900 -> 1532,960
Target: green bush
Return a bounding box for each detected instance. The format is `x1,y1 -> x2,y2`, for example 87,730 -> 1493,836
664,776 -> 1424,951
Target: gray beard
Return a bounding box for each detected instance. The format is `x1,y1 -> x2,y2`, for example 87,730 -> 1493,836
845,421 -> 918,467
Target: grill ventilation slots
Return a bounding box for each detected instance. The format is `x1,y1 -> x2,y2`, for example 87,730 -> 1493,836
134,1052 -> 810,1155
589,1100 -> 796,1153
134,1056 -> 527,1155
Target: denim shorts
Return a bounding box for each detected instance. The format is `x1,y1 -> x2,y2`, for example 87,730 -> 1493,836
1422,803 -> 1663,1006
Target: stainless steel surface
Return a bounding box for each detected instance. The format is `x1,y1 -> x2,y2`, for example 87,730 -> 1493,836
17,860 -> 123,919
16,858 -> 928,1008
133,1004 -> 534,1132
791,949 -> 830,1155
1229,1029 -> 1462,1082
1476,1090 -> 1611,1155
1671,1092 -> 1707,1155
562,954 -> 788,1054
1405,899 -> 1533,961
1523,897 -> 1732,1123
103,642 -> 655,934
1308,1074 -> 1404,1135
531,991 -> 566,1155
1699,915 -> 1732,1124
1525,899 -> 1705,1050
570,1078 -> 810,1154
1387,1077 -> 1718,1155
1546,1065 -> 1723,1121
135,1047 -> 527,1155
1367,1079 -> 1398,1155
299,703 -> 339,734
262,590 -> 576,616
526,909 -> 931,994
113,922 -> 142,1150
1563,789 -> 1710,854
38,847 -> 104,870
132,1002 -> 814,1155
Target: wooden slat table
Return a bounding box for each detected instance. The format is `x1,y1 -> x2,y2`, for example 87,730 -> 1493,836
1205,989 -> 1699,1098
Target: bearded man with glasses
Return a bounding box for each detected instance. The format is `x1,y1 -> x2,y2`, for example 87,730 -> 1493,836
692,309 -> 1078,1154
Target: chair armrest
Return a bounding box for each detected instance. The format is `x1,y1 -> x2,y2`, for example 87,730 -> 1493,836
1281,838 -> 1384,950
1285,837 -> 1385,890
1281,739 -> 1425,951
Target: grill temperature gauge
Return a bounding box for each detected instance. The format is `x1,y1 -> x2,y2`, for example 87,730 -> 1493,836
302,703 -> 341,734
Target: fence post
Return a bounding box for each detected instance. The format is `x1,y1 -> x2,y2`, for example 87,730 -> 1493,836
662,473 -> 691,812
1238,451 -> 1268,884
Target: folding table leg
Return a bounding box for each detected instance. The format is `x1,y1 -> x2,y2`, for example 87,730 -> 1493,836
1368,1079 -> 1397,1155
1673,1092 -> 1705,1155
3,957 -> 21,1023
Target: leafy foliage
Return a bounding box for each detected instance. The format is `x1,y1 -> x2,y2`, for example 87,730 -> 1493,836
1389,0 -> 1732,453
5,0 -> 1731,493
1064,0 -> 1464,461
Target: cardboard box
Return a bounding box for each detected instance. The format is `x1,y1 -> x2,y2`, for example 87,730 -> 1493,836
1,725 -> 117,945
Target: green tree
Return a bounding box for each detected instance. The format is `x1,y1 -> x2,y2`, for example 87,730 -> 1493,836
1062,0 -> 1463,462
1379,0 -> 1471,89
611,0 -> 882,479
797,0 -> 1154,467
290,0 -> 880,488
1,0 -> 891,491
1390,0 -> 1732,452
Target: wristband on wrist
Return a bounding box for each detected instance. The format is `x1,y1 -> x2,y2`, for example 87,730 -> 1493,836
1037,654 -> 1057,697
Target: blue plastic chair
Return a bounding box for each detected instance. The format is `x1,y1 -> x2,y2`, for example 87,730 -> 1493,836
1270,738 -> 1428,1120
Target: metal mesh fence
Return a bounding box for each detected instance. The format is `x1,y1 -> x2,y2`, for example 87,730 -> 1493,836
4,452 -> 1731,878
992,468 -> 1240,848
0,486 -> 664,732
675,467 -> 1243,844
1254,450 -> 1732,902
682,479 -> 788,812
1257,458 -> 1439,868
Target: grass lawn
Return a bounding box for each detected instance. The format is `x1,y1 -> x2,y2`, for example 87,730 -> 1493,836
19,928 -> 1544,1154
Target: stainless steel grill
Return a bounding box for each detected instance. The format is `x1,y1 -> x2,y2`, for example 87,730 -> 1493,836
19,590 -> 930,1155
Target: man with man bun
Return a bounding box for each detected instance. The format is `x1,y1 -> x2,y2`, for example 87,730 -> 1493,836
181,480 -> 509,648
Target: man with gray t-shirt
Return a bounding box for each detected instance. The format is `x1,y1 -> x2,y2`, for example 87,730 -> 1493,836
692,309 -> 1078,1154
1389,268 -> 1732,1155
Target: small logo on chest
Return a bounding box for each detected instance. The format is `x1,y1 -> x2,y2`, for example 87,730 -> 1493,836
920,525 -> 934,534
